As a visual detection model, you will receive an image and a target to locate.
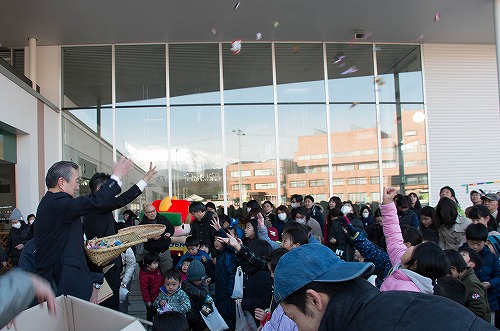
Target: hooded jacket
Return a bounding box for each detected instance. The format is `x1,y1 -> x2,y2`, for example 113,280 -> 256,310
139,265 -> 164,304
153,285 -> 191,314
318,277 -> 495,331
379,202 -> 433,293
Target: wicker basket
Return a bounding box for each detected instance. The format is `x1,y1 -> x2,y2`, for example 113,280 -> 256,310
85,232 -> 147,266
117,224 -> 166,240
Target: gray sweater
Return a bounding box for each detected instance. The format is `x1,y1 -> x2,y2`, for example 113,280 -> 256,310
0,269 -> 35,328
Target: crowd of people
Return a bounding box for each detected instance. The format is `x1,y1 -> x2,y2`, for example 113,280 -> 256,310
1,158 -> 500,330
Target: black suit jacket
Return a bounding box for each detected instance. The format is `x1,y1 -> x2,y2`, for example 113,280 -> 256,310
34,178 -> 121,300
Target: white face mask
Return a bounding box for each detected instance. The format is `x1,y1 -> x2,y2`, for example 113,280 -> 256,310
29,219 -> 35,225
11,222 -> 21,229
362,211 -> 369,218
341,205 -> 352,215
291,202 -> 298,209
278,213 -> 287,221
295,218 -> 306,224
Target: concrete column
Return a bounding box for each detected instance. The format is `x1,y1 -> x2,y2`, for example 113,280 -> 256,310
494,0 -> 500,99
28,38 -> 37,89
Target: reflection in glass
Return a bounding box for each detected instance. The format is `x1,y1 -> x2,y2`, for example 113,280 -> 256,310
169,44 -> 220,105
223,43 -> 273,104
330,104 -> 379,203
379,103 -> 428,202
326,44 -> 375,103
171,106 -> 223,200
67,108 -> 98,132
376,45 -> 423,103
225,105 -> 277,205
116,45 -> 166,106
275,43 -> 325,103
62,46 -> 112,108
278,104 -> 328,203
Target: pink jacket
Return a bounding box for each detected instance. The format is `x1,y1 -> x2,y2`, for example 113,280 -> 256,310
379,203 -> 433,294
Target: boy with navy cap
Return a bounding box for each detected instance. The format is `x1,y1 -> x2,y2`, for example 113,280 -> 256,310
274,188 -> 497,331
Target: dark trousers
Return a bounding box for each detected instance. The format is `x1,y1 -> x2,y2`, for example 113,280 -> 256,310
100,261 -> 122,311
146,304 -> 157,322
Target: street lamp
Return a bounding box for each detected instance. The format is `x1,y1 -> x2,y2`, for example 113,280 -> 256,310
232,129 -> 245,205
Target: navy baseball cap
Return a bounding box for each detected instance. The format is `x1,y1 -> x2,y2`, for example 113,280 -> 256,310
274,243 -> 374,303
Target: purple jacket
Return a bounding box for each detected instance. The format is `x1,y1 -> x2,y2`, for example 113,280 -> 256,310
262,304 -> 298,331
379,203 -> 433,294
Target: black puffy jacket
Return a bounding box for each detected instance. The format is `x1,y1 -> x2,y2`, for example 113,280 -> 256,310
3,224 -> 31,266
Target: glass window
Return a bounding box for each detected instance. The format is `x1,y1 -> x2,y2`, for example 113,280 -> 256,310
326,44 -> 375,102
116,45 -> 166,106
275,43 -> 325,103
310,179 -> 325,187
255,183 -> 277,190
279,104 -> 327,201
225,105 -> 277,205
171,106 -> 223,200
232,184 -> 251,190
223,43 -> 273,104
290,180 -> 306,188
376,45 -> 424,103
332,178 -> 344,186
348,192 -> 367,203
169,44 -> 220,105
380,103 -> 427,196
254,169 -> 273,176
371,192 -> 381,202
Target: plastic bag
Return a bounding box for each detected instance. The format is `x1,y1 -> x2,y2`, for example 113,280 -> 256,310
119,286 -> 129,303
231,266 -> 244,299
235,300 -> 257,331
200,302 -> 229,331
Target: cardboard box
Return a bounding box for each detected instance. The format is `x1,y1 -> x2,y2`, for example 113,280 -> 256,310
1,295 -> 146,331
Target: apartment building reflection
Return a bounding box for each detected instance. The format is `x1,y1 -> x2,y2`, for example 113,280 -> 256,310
226,108 -> 428,205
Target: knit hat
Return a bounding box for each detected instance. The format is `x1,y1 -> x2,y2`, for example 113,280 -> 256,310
488,235 -> 500,256
10,208 -> 23,221
187,260 -> 206,281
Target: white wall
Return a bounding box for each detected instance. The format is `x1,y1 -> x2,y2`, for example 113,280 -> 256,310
423,43 -> 500,206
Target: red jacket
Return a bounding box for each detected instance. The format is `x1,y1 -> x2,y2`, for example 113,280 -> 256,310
139,265 -> 164,303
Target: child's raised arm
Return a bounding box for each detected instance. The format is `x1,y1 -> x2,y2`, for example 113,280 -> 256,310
381,187 -> 408,267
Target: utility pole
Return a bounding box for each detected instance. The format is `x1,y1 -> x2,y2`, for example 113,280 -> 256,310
232,129 -> 245,205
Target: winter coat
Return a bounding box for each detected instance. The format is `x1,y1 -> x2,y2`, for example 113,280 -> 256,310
306,204 -> 325,235
459,268 -> 491,322
327,216 -> 366,261
272,217 -> 290,241
176,250 -> 210,269
214,230 -> 238,329
182,279 -> 210,322
190,211 -> 217,250
139,214 -> 175,253
0,269 -> 37,328
472,244 -> 500,311
379,202 -> 433,294
241,266 -> 273,327
398,209 -> 420,228
438,216 -> 471,250
3,223 -> 31,266
17,238 -> 36,273
153,285 -> 191,314
139,266 -> 164,304
318,277 -> 496,331
262,304 -> 298,331
120,248 -> 136,286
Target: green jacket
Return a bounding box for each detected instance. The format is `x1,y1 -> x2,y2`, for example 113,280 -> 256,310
460,268 -> 491,322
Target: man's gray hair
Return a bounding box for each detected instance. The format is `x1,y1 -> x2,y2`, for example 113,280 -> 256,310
45,161 -> 79,189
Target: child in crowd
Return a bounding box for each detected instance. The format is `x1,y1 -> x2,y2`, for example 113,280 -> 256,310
469,205 -> 500,236
152,311 -> 190,331
154,268 -> 191,314
243,218 -> 259,244
280,228 -> 308,250
463,223 -> 500,324
459,246 -> 483,272
119,247 -> 137,314
181,259 -> 211,330
379,187 -> 450,294
179,257 -> 193,283
445,249 -> 491,322
139,252 -> 164,322
176,236 -> 210,269
419,206 -> 439,233
240,239 -> 273,328
327,205 -> 365,261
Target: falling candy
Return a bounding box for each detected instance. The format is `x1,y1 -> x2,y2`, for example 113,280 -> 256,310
341,66 -> 358,75
274,21 -> 280,28
230,40 -> 242,54
256,32 -> 262,40
333,55 -> 345,65
375,77 -> 385,86
211,28 -> 217,35
412,34 -> 424,43
292,45 -> 300,54
350,102 -> 360,109
234,1 -> 241,10
434,11 -> 441,22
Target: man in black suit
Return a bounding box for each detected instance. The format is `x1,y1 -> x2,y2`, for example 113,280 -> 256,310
83,163 -> 156,309
34,158 -> 133,301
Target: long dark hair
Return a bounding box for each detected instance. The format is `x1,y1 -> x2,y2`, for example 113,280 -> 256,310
408,192 -> 422,209
435,197 -> 458,228
420,206 -> 438,230
406,242 -> 451,280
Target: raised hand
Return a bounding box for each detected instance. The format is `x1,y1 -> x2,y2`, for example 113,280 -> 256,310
383,187 -> 399,205
210,217 -> 221,231
216,232 -> 242,252
142,162 -> 157,182
112,156 -> 134,179
256,213 -> 265,228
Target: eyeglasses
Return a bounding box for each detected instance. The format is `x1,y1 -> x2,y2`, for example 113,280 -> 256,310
145,210 -> 156,214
